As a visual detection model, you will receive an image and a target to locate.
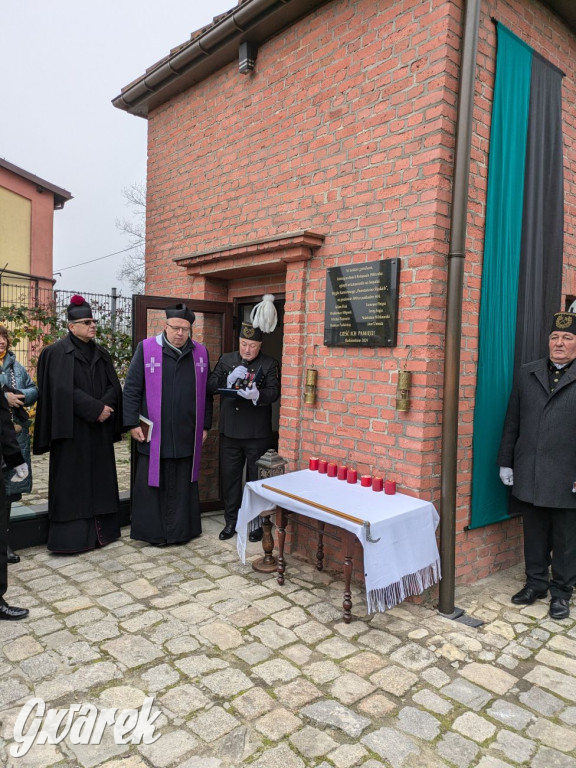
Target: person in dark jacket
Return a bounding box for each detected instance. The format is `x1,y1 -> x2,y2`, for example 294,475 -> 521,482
498,311 -> 576,620
0,325 -> 38,563
0,386 -> 31,619
33,296 -> 123,553
123,304 -> 213,546
207,296 -> 280,541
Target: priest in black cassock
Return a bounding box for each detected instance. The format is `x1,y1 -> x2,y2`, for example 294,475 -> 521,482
33,296 -> 123,553
123,304 -> 213,546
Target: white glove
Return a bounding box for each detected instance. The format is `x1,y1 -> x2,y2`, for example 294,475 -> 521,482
499,467 -> 514,486
237,386 -> 260,405
227,366 -> 248,388
11,463 -> 29,483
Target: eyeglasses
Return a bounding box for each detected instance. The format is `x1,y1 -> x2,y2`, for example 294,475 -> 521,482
72,319 -> 98,326
166,323 -> 190,334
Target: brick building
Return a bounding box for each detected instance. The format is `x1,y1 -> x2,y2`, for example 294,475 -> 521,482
114,0 -> 576,592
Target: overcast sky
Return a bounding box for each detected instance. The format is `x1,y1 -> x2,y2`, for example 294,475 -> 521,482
0,1 -> 233,297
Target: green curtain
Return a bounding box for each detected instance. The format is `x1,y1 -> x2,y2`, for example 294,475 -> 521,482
469,25 -> 532,529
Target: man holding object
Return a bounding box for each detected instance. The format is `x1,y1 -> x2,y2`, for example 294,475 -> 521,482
498,311 -> 576,619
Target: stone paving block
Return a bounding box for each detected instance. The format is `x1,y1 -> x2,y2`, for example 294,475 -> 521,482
4,742 -> 64,768
169,602 -> 216,624
252,658 -> 301,684
177,758 -> 222,768
289,588 -> 322,607
293,619 -> 333,643
524,666 -> 576,703
359,629 -> 403,655
475,757 -> 523,768
227,605 -> 267,627
361,726 -> 420,768
436,732 -> 479,768
306,600 -> 345,623
198,620 -> 244,650
272,606 -> 309,628
188,706 -> 241,743
97,591 -> 135,609
357,692 -> 398,717
121,610 -> 164,633
536,647 -> 576,677
289,724 -> 338,757
303,660 -> 341,684
486,699 -> 534,730
249,619 -> 299,649
342,650 -> 387,677
518,685 -> 564,716
233,686 -> 276,718
202,668 -> 254,696
97,684 -> 148,709
301,700 -> 370,737
453,711 -> 497,743
64,606 -> 107,628
490,729 -> 536,764
441,678 -> 493,710
548,634 -> 576,655
66,724 -> 130,768
327,743 -> 369,768
531,746 -> 576,768
122,577 -> 160,599
421,666 -> 451,688
68,661 -> 121,690
527,717 -> 576,752
390,641 -> 437,671
19,650 -> 61,681
146,619 -> 191,645
0,678 -> 30,708
79,620 -> 121,642
175,654 -> 228,678
252,595 -> 294,614
560,707 -> 576,726
396,706 -> 441,740
254,707 -> 302,740
53,595 -> 95,613
2,634 -> 43,662
316,636 -> 358,659
280,642 -> 313,665
165,636 -> 201,655
141,663 -> 180,693
370,664 -> 419,696
27,616 -> 63,636
275,678 -> 323,709
233,641 -> 272,665
329,671 -> 376,704
249,743 -> 306,768
161,684 -> 210,716
103,635 -> 163,668
459,662 -> 518,695
412,688 -> 453,715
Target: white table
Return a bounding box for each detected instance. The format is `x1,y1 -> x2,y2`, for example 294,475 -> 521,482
237,469 -> 441,620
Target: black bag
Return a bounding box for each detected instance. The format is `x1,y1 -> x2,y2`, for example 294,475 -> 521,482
2,384 -> 29,422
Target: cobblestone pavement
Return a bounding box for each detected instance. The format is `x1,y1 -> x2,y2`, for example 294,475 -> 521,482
1,512 -> 575,768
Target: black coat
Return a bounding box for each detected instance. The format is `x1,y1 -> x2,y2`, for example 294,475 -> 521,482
498,357 -> 576,509
123,337 -> 213,458
207,350 -> 280,439
33,334 -> 123,454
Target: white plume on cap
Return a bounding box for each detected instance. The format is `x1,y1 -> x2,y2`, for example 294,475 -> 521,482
250,294 -> 277,333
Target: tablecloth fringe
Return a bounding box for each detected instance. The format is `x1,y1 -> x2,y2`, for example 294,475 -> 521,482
366,558 -> 442,613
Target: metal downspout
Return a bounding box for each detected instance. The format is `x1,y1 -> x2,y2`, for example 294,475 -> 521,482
438,0 -> 482,616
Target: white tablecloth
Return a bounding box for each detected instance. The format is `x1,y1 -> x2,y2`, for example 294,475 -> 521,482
237,469 -> 441,613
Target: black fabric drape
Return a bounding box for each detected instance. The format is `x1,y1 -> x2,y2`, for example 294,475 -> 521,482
514,56 -> 564,369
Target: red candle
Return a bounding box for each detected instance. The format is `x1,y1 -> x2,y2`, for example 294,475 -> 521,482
360,475 -> 372,487
327,462 -> 337,477
385,480 -> 396,495
337,465 -> 348,480
372,477 -> 383,492
309,457 -> 319,471
347,468 -> 358,484
318,459 -> 328,474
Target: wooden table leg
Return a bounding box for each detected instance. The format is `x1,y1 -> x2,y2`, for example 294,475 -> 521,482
342,531 -> 355,623
316,520 -> 325,571
252,513 -> 278,573
276,507 -> 287,586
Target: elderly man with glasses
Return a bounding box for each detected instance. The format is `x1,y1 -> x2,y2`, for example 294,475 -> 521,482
34,295 -> 123,553
123,304 -> 213,546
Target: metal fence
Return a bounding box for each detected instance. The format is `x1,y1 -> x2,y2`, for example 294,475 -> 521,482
0,282 -> 132,371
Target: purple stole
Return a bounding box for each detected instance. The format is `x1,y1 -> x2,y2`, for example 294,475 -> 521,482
143,334 -> 209,487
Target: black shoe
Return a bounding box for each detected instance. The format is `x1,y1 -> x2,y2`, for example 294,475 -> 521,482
511,585 -> 548,605
549,598 -> 570,620
0,602 -> 29,621
219,524 -> 236,540
248,527 -> 263,543
7,545 -> 20,564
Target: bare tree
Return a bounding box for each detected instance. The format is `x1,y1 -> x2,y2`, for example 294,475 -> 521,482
116,181 -> 146,293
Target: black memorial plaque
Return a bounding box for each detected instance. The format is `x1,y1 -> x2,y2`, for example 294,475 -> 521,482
324,259 -> 399,347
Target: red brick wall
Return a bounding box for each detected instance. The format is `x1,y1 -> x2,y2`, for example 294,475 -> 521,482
144,0 -> 576,583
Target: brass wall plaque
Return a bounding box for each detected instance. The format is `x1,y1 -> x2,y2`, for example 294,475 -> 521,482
324,259 -> 399,347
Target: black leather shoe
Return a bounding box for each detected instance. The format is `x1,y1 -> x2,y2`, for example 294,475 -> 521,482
7,545 -> 20,564
549,598 -> 570,620
219,524 -> 236,540
248,527 -> 263,543
0,602 -> 29,621
511,585 -> 548,605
